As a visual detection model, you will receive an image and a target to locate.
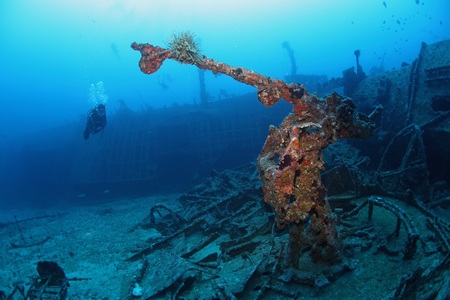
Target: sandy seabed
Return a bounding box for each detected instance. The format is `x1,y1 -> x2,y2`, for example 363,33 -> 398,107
0,195 -> 171,299
1,193 -> 449,300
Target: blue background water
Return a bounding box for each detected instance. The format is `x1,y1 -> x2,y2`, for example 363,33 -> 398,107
1,0 -> 448,138
0,0 -> 449,208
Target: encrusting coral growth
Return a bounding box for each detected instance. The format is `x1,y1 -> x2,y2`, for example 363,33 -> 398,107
131,33 -> 382,265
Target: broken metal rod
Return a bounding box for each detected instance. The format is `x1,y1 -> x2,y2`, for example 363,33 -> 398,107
342,196 -> 419,259
149,203 -> 187,225
14,215 -> 25,242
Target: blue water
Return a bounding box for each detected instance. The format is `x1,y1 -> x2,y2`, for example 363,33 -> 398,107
1,0 -> 448,138
0,0 -> 449,208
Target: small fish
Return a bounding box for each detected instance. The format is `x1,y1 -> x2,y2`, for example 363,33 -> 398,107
159,81 -> 169,90
382,1 -> 387,8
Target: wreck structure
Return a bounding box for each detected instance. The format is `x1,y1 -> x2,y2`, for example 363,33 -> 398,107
351,40 -> 450,196
2,38 -> 449,300
131,32 -> 382,265
69,94 -> 290,197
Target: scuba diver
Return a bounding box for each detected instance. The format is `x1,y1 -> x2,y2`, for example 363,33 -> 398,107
83,103 -> 107,140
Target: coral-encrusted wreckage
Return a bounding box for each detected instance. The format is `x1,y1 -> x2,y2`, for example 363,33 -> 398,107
131,33 -> 382,266
127,33 -> 450,299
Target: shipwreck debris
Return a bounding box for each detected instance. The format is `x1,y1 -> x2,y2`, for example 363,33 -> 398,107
121,165 -> 279,299
119,162 -> 450,298
124,165 -> 403,299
